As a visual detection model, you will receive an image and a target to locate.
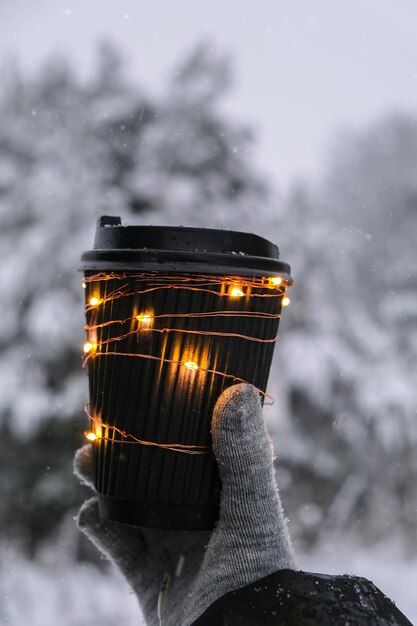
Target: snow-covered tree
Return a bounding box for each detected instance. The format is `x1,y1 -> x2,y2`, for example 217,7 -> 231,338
275,116 -> 417,550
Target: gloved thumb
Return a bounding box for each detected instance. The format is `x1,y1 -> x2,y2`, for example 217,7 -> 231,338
206,382 -> 296,582
211,383 -> 284,524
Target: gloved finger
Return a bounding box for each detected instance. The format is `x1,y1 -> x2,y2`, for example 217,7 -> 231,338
211,383 -> 283,523
73,443 -> 94,489
199,382 -> 296,594
77,497 -> 147,586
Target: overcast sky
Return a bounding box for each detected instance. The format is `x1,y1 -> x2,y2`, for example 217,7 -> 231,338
1,0 -> 417,190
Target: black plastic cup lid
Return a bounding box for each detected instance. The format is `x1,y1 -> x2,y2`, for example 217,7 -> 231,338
79,215 -> 292,280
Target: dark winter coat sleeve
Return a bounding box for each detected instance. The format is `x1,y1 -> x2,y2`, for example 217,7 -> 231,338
192,569 -> 413,625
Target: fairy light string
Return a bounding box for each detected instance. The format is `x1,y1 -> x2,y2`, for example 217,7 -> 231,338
83,351 -> 274,401
84,403 -> 210,455
83,271 -> 291,452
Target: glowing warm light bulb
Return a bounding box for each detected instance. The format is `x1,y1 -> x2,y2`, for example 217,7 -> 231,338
229,287 -> 244,298
83,341 -> 96,353
85,432 -> 97,442
282,296 -> 290,307
82,281 -> 87,289
184,361 -> 199,370
136,313 -> 153,324
89,297 -> 101,306
270,276 -> 282,286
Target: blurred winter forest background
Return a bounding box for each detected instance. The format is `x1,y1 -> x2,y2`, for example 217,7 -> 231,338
1,2 -> 417,624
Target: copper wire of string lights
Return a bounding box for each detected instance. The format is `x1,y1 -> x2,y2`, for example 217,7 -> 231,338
84,272 -> 288,309
84,284 -> 285,313
85,310 -> 281,330
84,403 -> 210,455
83,271 -> 284,285
83,271 -> 290,447
83,351 -> 274,402
88,327 -> 278,346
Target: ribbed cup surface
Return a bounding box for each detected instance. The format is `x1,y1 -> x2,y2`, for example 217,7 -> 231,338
83,271 -> 285,529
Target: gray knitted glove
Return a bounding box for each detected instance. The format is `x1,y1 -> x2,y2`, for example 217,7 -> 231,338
74,383 -> 296,626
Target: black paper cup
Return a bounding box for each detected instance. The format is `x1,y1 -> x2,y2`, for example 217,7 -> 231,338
79,216 -> 292,530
